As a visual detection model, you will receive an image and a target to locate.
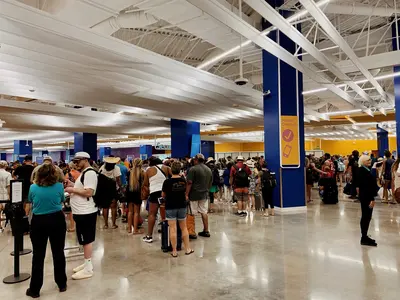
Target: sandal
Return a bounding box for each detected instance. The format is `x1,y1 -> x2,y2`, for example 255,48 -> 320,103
133,230 -> 144,235
103,225 -> 109,229
67,228 -> 75,232
185,249 -> 194,256
171,253 -> 178,258
111,225 -> 118,229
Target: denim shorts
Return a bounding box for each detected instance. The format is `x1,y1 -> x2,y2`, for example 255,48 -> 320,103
166,208 -> 187,220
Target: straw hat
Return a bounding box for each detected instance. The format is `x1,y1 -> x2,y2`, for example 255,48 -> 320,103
104,156 -> 120,164
206,157 -> 215,164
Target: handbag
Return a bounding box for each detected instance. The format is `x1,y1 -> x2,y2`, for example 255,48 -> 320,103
186,202 -> 196,236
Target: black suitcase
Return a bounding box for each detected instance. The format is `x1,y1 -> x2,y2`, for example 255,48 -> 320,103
321,178 -> 338,204
161,221 -> 182,252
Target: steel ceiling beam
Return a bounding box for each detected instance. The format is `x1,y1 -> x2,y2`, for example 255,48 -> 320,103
244,0 -> 372,104
187,0 -> 362,109
299,0 -> 387,101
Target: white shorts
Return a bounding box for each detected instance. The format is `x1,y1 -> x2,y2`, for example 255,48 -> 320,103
190,200 -> 208,215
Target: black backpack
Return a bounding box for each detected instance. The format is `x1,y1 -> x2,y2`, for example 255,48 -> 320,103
80,168 -> 116,208
234,165 -> 250,188
262,170 -> 277,189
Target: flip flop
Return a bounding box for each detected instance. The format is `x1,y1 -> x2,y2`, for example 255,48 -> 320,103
133,230 -> 144,235
111,225 -> 118,229
103,225 -> 109,229
185,249 -> 194,256
171,253 -> 178,258
67,228 -> 75,233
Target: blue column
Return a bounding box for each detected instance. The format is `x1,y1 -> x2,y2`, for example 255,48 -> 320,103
74,133 -> 97,161
66,149 -> 75,162
262,1 -> 305,210
0,153 -> 6,161
139,145 -> 152,160
14,140 -> 33,163
171,119 -> 201,158
201,141 -> 215,159
377,126 -> 389,157
42,150 -> 49,157
392,20 -> 400,152
99,147 -> 111,161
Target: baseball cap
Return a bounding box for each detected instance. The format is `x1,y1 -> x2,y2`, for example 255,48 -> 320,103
74,152 -> 90,160
43,155 -> 53,162
194,153 -> 205,160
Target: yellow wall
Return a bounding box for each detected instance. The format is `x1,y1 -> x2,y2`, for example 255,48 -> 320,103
216,137 -> 397,156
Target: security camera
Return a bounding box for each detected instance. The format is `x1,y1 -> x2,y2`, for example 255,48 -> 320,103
234,77 -> 249,86
263,90 -> 271,96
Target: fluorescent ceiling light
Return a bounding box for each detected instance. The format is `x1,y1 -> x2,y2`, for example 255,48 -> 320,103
197,0 -> 330,70
325,109 -> 362,116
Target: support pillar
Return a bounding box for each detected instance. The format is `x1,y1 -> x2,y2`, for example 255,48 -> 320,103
377,126 -> 389,157
13,140 -> 32,163
171,119 -> 201,158
99,147 -> 111,161
74,133 -> 97,161
139,145 -> 152,160
201,141 -> 215,160
392,20 -> 400,153
41,150 -> 49,157
66,149 -> 75,162
262,1 -> 306,212
0,153 -> 6,161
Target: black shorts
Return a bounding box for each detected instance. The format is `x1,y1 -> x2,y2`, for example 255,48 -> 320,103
126,190 -> 142,205
73,212 -> 97,246
149,191 -> 162,204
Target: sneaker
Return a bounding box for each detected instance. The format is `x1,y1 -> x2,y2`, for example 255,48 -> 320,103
142,235 -> 153,243
240,211 -> 247,217
59,286 -> 67,293
189,234 -> 197,240
73,263 -> 85,273
234,211 -> 241,216
361,237 -> 377,247
26,289 -> 40,298
72,269 -> 93,280
198,231 -> 211,238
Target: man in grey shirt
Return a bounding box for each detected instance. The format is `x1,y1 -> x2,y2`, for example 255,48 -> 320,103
186,153 -> 212,238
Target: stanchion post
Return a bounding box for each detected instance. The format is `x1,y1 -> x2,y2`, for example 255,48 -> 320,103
3,180 -> 30,284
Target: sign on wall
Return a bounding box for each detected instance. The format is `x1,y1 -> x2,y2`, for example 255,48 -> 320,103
280,115 -> 300,166
155,143 -> 171,151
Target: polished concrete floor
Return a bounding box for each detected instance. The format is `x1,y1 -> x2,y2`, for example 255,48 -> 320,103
0,191 -> 400,300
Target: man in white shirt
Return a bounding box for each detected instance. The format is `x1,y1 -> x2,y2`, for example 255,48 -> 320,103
65,152 -> 98,280
0,160 -> 11,231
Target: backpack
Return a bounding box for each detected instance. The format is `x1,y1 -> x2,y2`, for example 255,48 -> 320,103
234,165 -> 250,188
262,170 -> 277,189
212,168 -> 220,186
337,161 -> 345,172
80,168 -> 116,208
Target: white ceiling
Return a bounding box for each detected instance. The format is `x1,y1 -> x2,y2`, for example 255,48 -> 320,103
0,0 -> 398,146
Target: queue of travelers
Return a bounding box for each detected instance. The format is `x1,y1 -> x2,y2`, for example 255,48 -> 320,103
0,148 -> 396,297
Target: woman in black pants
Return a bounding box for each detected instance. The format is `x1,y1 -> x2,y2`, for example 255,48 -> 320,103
26,164 -> 67,298
356,155 -> 377,247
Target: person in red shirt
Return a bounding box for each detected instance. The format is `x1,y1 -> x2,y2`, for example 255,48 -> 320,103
230,156 -> 252,216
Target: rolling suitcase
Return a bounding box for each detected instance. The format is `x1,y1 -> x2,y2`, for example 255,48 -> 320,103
186,203 -> 196,237
254,193 -> 263,210
161,220 -> 182,252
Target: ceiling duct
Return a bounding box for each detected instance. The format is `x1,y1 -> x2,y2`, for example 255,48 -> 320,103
91,11 -> 159,35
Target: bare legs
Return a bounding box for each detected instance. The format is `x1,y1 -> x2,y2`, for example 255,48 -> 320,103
248,194 -> 255,210
306,184 -> 312,203
103,200 -> 118,229
200,212 -> 209,232
147,202 -> 159,237
168,219 -> 193,257
127,203 -> 134,233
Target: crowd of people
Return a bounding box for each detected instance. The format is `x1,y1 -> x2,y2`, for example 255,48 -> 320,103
306,149 -> 400,247
1,148 -> 397,296
0,152 -> 277,297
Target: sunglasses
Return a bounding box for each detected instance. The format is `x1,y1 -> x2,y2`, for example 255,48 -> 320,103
72,159 -> 82,164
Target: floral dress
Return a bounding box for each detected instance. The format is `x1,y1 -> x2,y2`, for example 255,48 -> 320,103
248,170 -> 257,195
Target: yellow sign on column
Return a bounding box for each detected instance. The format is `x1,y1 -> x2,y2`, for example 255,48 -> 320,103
280,115 -> 300,166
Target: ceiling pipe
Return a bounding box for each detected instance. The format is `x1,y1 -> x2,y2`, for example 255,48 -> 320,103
322,3 -> 400,17
91,11 -> 159,35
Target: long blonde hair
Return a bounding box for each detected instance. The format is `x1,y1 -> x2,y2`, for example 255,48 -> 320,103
129,158 -> 144,192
